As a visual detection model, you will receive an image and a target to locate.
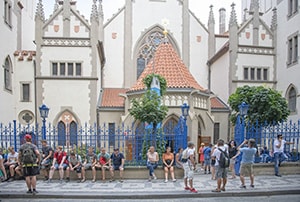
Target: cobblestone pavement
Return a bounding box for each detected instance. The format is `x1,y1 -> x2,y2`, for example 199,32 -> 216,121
0,172 -> 300,199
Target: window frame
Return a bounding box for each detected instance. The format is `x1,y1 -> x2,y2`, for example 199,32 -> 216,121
3,56 -> 12,91
287,32 -> 299,67
51,62 -> 82,77
243,66 -> 269,81
4,0 -> 12,27
21,82 -> 30,102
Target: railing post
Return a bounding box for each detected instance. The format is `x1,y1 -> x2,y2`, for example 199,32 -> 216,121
13,120 -> 17,151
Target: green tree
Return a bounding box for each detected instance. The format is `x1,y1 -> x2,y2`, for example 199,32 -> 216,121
130,74 -> 168,160
228,85 -> 290,125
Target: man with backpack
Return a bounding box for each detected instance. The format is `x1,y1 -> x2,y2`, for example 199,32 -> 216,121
211,139 -> 229,192
18,134 -> 41,195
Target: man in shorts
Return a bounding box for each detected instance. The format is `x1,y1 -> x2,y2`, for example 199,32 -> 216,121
18,134 -> 41,194
95,147 -> 111,181
65,152 -> 82,182
40,140 -> 53,181
48,146 -> 68,183
237,139 -> 257,188
182,142 -> 197,193
81,146 -> 97,182
4,146 -> 19,181
109,148 -> 125,182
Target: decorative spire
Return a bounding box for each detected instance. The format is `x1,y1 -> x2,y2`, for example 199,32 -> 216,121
271,7 -> 277,31
54,0 -> 59,12
98,0 -> 103,18
90,0 -> 98,21
35,0 -> 45,21
229,3 -> 237,27
208,5 -> 215,24
249,0 -> 259,15
161,18 -> 169,43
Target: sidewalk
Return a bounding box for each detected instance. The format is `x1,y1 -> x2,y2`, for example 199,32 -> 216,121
1,172 -> 300,200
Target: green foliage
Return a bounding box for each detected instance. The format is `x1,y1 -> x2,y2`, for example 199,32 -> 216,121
130,90 -> 168,125
143,73 -> 167,96
228,85 -> 290,125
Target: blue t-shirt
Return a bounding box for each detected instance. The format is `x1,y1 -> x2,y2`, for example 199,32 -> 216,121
240,147 -> 257,164
203,147 -> 211,160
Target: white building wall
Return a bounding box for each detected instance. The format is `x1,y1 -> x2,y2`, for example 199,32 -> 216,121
211,52 -> 229,102
103,12 -> 125,88
215,36 -> 228,51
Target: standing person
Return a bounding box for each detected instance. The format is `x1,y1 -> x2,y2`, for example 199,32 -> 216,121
236,139 -> 257,188
162,146 -> 176,182
40,140 -> 53,181
211,139 -> 228,192
146,146 -> 159,181
273,134 -> 294,177
48,146 -> 68,183
175,148 -> 183,169
182,142 -> 197,193
228,140 -> 238,179
109,148 -> 125,182
81,146 -> 97,182
0,148 -> 7,182
95,147 -> 111,181
210,144 -> 217,180
203,144 -> 212,174
4,146 -> 19,181
198,143 -> 205,168
65,152 -> 82,182
18,134 -> 40,194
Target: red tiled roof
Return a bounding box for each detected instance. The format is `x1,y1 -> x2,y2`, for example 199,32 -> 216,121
129,43 -> 206,92
100,88 -> 128,108
210,97 -> 228,109
14,50 -> 36,61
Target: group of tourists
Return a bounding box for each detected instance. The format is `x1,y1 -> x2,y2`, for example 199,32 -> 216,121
0,133 -> 294,195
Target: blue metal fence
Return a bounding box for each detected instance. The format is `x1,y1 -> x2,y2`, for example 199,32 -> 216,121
0,119 -> 188,166
235,119 -> 300,163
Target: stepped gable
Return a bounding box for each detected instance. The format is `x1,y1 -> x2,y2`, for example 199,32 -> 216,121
129,43 -> 206,92
100,88 -> 128,108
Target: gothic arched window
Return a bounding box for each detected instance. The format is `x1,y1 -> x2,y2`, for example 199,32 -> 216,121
288,87 -> 297,112
4,56 -> 12,91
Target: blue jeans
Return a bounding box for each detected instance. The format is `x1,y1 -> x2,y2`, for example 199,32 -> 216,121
274,152 -> 286,175
147,162 -> 158,176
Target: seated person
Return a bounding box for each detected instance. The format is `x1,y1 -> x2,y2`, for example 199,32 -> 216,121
48,146 -> 68,182
81,146 -> 97,182
65,152 -> 82,182
162,146 -> 176,182
40,140 -> 53,181
175,148 -> 183,169
95,147 -> 111,181
109,148 -> 125,182
0,148 -> 7,181
146,146 -> 159,181
4,146 -> 19,181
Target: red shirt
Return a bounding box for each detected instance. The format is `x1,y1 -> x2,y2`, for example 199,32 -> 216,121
54,151 -> 68,164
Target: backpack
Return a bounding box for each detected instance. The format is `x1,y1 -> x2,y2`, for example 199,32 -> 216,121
22,144 -> 37,164
180,148 -> 189,163
218,148 -> 230,168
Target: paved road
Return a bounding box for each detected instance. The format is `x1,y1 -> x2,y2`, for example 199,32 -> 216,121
1,172 -> 299,200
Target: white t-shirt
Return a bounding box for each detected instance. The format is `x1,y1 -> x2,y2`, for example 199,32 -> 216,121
7,152 -> 18,163
274,139 -> 286,153
212,146 -> 227,167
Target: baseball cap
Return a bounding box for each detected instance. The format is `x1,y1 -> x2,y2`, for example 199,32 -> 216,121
25,134 -> 32,140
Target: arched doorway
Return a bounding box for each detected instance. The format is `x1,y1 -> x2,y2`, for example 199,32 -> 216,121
57,111 -> 78,149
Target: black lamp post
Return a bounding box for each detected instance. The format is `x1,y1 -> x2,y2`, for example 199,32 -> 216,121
39,104 -> 49,140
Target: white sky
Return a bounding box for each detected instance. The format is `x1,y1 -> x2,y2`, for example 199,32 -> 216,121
43,0 -> 241,30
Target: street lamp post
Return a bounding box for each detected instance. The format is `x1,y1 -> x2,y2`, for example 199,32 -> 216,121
39,104 -> 50,140
234,101 -> 249,175
181,103 -> 190,147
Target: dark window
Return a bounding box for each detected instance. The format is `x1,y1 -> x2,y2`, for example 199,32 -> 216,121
4,0 -> 12,26
22,83 -> 30,102
263,69 -> 268,80
288,38 -> 293,64
250,68 -> 255,80
288,87 -> 297,112
294,36 -> 298,63
60,63 -> 65,76
213,123 -> 220,144
257,68 -> 261,80
137,56 -> 145,79
244,67 -> 249,80
108,123 -> 115,147
52,63 -> 58,75
4,57 -> 12,91
75,63 -> 81,76
68,63 -> 73,76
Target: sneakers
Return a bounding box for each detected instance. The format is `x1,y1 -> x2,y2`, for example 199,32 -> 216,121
153,175 -> 157,180
81,178 -> 86,183
240,185 -> 246,189
32,190 -> 38,195
250,184 -> 255,188
164,180 -> 168,183
190,188 -> 198,193
26,190 -> 32,194
172,179 -> 177,182
65,177 -> 70,182
184,187 -> 191,190
47,179 -> 52,183
275,174 -> 282,177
